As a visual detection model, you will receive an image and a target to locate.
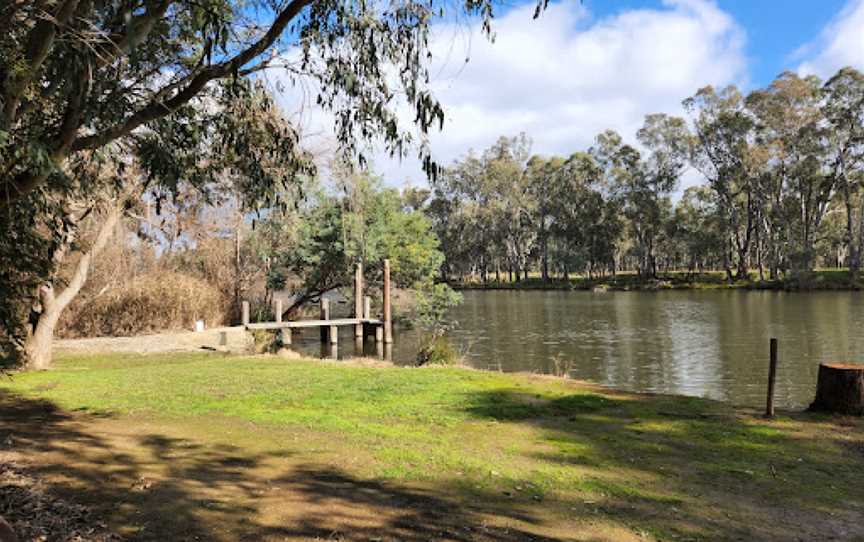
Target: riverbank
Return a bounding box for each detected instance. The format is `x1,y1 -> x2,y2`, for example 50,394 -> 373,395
451,269 -> 863,292
1,352 -> 862,541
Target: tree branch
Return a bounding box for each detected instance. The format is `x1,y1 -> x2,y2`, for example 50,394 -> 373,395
1,0 -> 82,127
55,202 -> 124,311
72,0 -> 315,152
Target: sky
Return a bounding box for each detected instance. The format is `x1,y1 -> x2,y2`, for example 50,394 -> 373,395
271,0 -> 864,189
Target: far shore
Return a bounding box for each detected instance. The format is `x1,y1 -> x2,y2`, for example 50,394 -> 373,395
450,269 -> 863,292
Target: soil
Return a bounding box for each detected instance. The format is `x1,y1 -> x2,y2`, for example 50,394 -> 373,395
55,327 -> 252,355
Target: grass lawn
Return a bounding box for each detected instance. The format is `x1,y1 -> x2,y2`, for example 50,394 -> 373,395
1,352 -> 863,541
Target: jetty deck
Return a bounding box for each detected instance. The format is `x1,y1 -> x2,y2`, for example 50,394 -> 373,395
245,318 -> 382,330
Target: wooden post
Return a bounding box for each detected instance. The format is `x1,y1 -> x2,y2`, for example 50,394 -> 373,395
329,325 -> 338,344
766,338 -> 778,417
363,296 -> 371,319
275,299 -> 282,324
281,328 -> 292,346
375,325 -> 383,344
242,301 -> 250,326
383,258 -> 392,344
320,298 -> 330,342
354,262 -> 363,339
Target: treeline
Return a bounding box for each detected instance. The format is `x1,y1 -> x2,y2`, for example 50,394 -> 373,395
411,68 -> 864,285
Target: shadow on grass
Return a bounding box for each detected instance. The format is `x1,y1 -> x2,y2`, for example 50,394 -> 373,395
0,390 -> 562,541
462,387 -> 864,541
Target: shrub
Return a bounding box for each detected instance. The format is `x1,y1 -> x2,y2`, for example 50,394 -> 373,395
416,336 -> 459,366
58,271 -> 228,337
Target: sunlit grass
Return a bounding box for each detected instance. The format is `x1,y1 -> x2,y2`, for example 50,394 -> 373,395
3,351 -> 863,540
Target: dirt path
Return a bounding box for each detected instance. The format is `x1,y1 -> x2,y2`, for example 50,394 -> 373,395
55,327 -> 252,355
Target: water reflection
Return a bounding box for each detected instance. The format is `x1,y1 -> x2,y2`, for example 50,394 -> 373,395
286,290 -> 864,409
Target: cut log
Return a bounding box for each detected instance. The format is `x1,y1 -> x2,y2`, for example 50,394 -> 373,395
809,363 -> 864,415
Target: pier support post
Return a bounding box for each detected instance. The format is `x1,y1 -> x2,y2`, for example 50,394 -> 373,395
275,299 -> 282,324
383,259 -> 392,344
242,301 -> 250,326
320,298 -> 330,342
363,296 -> 371,319
354,262 -> 364,339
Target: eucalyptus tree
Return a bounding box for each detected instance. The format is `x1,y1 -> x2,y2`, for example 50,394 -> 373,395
673,186 -> 724,275
591,117 -> 687,279
747,72 -> 833,277
1,0 -> 548,207
545,152 -> 618,279
822,67 -> 864,281
526,155 -> 565,280
684,85 -> 761,280
484,135 -> 534,281
1,0 -> 551,365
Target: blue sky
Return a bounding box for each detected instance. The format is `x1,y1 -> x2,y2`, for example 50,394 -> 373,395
278,0 -> 864,187
585,0 -> 850,86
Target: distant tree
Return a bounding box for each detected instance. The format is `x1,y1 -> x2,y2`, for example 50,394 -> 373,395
673,186 -> 725,275
747,72 -> 831,277
822,68 -> 864,281
684,86 -> 760,280
526,155 -> 565,281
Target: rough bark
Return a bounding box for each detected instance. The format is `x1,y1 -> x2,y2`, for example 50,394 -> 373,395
22,204 -> 122,370
0,515 -> 18,542
809,363 -> 864,416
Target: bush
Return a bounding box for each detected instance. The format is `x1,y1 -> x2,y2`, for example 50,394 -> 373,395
416,336 -> 459,366
58,271 -> 228,337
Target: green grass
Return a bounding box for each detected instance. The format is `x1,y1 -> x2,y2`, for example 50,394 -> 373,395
453,269 -> 863,291
2,352 -> 864,540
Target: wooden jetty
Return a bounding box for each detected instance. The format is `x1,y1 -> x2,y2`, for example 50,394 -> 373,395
240,259 -> 393,348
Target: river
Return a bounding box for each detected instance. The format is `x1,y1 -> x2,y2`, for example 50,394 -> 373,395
292,289 -> 864,409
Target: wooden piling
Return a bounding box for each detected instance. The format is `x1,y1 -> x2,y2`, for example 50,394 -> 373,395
242,301 -> 250,326
766,338 -> 778,417
329,325 -> 338,345
275,299 -> 282,324
363,296 -> 371,320
320,298 -> 330,342
354,263 -> 363,339
375,325 -> 383,344
383,259 -> 392,344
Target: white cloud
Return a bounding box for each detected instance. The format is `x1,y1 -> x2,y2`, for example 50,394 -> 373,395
271,0 -> 747,189
797,0 -> 864,78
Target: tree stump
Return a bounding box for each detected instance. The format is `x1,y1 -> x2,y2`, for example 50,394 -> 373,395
809,363 -> 864,415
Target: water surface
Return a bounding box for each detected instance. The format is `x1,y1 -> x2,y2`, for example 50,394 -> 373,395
291,290 -> 864,409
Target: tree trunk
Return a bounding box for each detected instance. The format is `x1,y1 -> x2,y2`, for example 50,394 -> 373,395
22,204 -> 122,370
539,216 -> 549,281
0,514 -> 18,542
809,363 -> 864,415
850,202 -> 864,283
